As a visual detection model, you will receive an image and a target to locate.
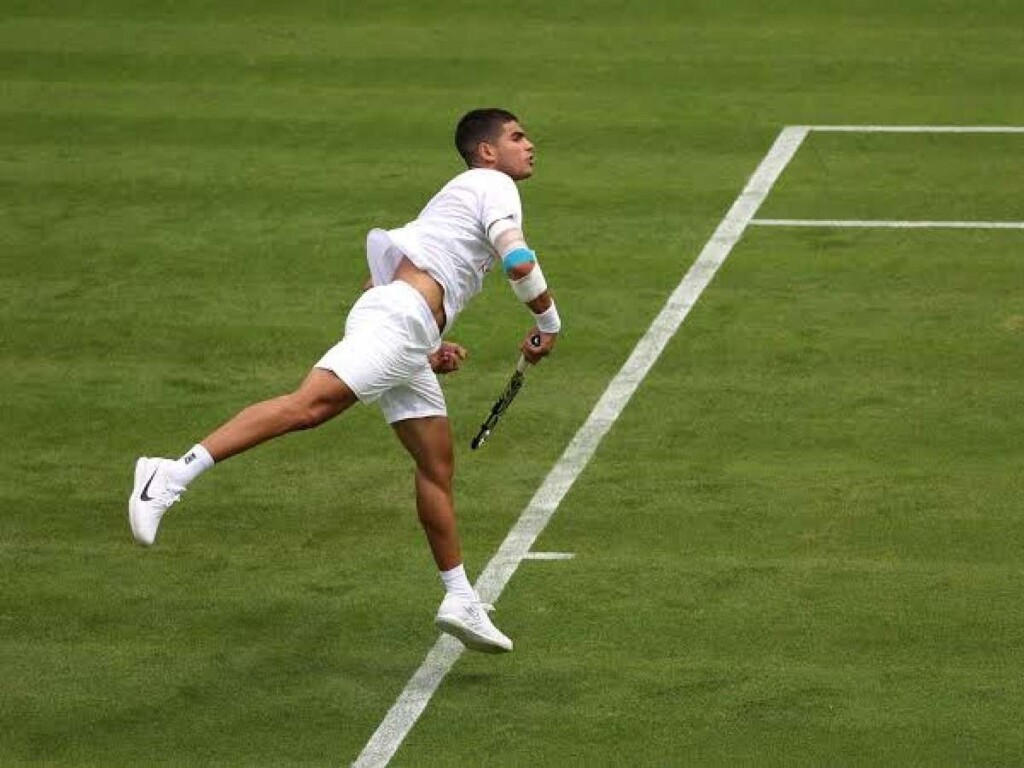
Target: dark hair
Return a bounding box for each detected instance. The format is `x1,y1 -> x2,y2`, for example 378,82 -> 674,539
454,108 -> 519,166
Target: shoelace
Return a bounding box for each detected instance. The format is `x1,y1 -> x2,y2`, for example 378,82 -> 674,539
468,592 -> 494,612
458,597 -> 495,617
153,484 -> 183,510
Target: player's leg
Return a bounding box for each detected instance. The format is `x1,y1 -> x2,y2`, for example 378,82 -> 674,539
202,368 -> 358,461
129,281 -> 433,547
389,405 -> 512,653
129,368 -> 357,546
391,415 -> 461,570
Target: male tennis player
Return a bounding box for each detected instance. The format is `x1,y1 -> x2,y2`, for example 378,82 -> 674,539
129,108 -> 560,653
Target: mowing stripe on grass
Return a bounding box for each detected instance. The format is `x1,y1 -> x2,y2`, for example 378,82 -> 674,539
752,219 -> 1024,230
350,125 -> 810,768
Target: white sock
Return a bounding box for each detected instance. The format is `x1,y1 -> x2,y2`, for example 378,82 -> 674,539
166,444 -> 214,488
439,564 -> 476,600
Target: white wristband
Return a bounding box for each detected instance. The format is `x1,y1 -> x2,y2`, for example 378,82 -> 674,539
533,302 -> 562,334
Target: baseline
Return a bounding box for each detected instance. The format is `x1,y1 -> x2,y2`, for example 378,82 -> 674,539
805,125 -> 1024,134
752,219 -> 1024,230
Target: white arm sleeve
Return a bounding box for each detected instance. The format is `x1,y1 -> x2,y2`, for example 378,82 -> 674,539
487,219 -> 527,256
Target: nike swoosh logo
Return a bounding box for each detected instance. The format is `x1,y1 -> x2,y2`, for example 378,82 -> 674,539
139,468 -> 159,502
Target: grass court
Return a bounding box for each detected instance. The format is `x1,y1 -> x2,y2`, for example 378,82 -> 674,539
2,1 -> 1023,764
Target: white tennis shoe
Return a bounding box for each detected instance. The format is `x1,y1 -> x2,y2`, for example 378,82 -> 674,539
129,457 -> 183,546
435,592 -> 513,653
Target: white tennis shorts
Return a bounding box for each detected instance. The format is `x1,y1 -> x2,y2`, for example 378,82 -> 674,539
315,281 -> 446,424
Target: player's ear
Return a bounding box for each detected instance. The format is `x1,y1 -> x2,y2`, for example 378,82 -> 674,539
477,140 -> 497,165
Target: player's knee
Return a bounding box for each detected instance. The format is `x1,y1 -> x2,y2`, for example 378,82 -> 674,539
283,394 -> 335,431
420,451 -> 454,489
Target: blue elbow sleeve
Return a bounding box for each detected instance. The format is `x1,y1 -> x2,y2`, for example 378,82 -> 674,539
501,247 -> 536,276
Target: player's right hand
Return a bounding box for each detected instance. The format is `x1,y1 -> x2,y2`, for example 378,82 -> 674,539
522,329 -> 556,364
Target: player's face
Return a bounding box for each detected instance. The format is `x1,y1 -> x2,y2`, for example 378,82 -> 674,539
489,121 -> 535,180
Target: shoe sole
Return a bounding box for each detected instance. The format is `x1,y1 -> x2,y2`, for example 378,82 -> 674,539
128,457 -> 153,546
435,614 -> 513,654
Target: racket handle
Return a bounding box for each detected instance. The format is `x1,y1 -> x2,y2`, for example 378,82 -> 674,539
516,335 -> 541,373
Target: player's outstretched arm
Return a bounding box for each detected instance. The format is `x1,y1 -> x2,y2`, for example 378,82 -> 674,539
489,220 -> 561,364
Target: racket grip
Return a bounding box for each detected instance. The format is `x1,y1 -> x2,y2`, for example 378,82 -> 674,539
517,335 -> 542,373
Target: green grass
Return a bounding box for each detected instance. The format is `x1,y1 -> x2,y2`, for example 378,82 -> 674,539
3,0 -> 1024,765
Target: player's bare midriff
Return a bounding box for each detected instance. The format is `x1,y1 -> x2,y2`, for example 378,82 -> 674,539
392,256 -> 447,332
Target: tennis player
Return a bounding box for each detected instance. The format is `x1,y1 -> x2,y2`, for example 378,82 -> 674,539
129,108 -> 561,653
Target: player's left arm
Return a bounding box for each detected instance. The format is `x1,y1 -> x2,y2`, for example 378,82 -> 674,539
488,219 -> 560,364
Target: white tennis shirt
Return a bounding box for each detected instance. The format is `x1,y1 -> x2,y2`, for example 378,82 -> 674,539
366,168 -> 524,331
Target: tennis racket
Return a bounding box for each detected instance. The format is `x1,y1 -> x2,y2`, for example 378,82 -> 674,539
470,335 -> 540,450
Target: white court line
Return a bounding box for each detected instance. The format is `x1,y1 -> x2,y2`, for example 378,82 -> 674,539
351,125 -> 810,768
752,219 -> 1024,230
805,125 -> 1024,134
522,552 -> 576,561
